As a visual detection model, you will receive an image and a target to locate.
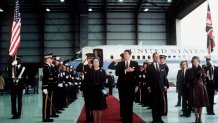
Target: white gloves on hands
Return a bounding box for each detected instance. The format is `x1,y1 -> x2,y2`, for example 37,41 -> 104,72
43,89 -> 48,95
58,83 -> 63,87
23,89 -> 25,95
12,60 -> 18,66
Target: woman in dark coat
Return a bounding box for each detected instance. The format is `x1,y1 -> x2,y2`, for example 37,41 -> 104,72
85,57 -> 107,123
187,56 -> 209,123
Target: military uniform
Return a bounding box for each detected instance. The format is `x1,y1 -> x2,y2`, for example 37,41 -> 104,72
76,53 -> 94,122
10,57 -> 26,119
203,57 -> 215,115
42,54 -> 54,122
107,72 -> 115,95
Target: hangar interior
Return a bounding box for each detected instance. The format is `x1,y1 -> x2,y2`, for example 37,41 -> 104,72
0,0 -> 206,74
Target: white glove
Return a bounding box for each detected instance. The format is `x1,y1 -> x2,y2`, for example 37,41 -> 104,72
12,60 -> 18,66
23,89 -> 25,95
58,83 -> 63,87
66,76 -> 69,79
68,82 -> 72,85
65,84 -> 68,87
43,89 -> 48,94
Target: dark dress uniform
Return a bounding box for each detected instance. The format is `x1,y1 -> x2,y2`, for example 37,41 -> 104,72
135,69 -> 146,104
162,63 -> 169,116
78,63 -> 94,121
203,63 -> 215,114
42,63 -> 54,122
11,64 -> 26,119
138,69 -> 148,106
50,65 -> 60,116
146,62 -> 167,123
85,68 -> 107,110
115,60 -> 139,123
107,74 -> 115,95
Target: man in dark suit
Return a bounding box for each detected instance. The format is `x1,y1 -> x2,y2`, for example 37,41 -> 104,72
10,56 -> 27,119
146,53 -> 167,123
115,50 -> 139,123
76,53 -> 94,122
176,61 -> 189,117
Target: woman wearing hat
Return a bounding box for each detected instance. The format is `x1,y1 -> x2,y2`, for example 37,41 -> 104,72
84,57 -> 107,123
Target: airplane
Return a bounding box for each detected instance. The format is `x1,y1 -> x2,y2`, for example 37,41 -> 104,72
67,45 -> 218,85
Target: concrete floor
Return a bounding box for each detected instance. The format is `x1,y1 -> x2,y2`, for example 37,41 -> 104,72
1,87 -> 218,123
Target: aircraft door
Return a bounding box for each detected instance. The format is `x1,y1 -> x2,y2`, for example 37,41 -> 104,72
93,49 -> 103,68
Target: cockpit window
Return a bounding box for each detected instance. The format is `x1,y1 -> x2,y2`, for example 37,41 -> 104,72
110,55 -> 114,59
142,55 -> 146,59
168,55 -> 171,58
148,55 -> 151,59
137,56 -> 140,59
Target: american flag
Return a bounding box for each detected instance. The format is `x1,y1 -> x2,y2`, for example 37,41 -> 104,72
9,0 -> 21,57
206,4 -> 215,54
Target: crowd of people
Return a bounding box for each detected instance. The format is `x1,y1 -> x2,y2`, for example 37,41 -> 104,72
79,49 -> 218,123
0,49 -> 218,123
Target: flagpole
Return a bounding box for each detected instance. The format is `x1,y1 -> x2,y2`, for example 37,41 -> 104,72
13,55 -> 17,83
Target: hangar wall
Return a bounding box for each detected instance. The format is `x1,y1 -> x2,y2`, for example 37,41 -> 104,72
0,12 -> 80,73
88,12 -> 166,46
0,11 -> 166,73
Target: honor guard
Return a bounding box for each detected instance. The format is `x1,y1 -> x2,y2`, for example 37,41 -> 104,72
42,54 -> 54,122
160,55 -> 169,116
49,55 -> 60,117
76,53 -> 94,122
10,56 -> 27,119
203,55 -> 215,115
107,71 -> 115,95
139,62 -> 149,107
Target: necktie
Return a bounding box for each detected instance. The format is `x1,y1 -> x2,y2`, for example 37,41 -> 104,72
156,63 -> 159,72
182,70 -> 184,78
126,61 -> 128,68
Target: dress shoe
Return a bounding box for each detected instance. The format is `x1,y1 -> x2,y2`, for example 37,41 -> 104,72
175,104 -> 181,107
43,119 -> 54,122
11,115 -> 18,119
147,107 -> 152,109
51,114 -> 59,118
207,112 -> 216,115
56,111 -> 62,114
86,119 -> 93,122
159,119 -> 165,123
180,114 -> 190,117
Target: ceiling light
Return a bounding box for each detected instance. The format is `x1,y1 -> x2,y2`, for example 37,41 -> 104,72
88,8 -> 92,12
119,0 -> 123,2
167,0 -> 171,2
60,0 -> 65,3
0,8 -> 3,12
144,8 -> 149,12
46,8 -> 50,12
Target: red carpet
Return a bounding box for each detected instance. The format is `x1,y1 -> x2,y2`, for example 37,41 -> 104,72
77,95 -> 146,123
